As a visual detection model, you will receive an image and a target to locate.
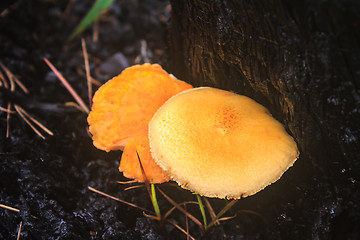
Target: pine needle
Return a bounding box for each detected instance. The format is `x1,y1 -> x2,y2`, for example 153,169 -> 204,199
87,186 -> 151,213
16,220 -> 22,240
64,102 -> 88,113
0,203 -> 20,213
0,71 -> 8,88
238,209 -> 268,223
142,212 -> 196,240
0,61 -> 29,94
184,204 -> 189,240
157,187 -> 205,232
14,105 -> 53,139
43,57 -> 89,113
92,19 -> 99,43
166,219 -> 196,240
124,185 -> 144,191
14,105 -> 45,139
203,198 -> 220,226
0,106 -> 15,113
6,103 -> 11,138
117,180 -> 138,184
163,201 -> 198,221
206,199 -> 238,230
81,38 -> 93,108
136,151 -> 161,220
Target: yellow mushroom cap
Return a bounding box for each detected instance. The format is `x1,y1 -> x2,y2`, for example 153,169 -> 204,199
149,87 -> 299,199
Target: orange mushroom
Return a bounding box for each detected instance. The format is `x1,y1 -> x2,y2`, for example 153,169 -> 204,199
149,87 -> 299,198
87,64 -> 193,183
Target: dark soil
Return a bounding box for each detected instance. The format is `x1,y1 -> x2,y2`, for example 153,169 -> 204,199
0,0 -> 359,240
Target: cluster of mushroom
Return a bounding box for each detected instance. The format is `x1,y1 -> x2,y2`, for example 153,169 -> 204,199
88,64 -> 299,199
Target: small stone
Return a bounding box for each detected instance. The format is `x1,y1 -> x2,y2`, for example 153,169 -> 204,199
99,52 -> 129,76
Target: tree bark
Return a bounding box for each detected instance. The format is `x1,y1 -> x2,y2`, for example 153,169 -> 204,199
168,0 -> 360,239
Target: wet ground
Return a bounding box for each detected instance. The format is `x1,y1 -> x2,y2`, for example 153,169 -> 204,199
0,0 -> 359,239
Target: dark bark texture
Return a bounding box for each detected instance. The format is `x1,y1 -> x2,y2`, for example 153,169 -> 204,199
169,0 -> 360,239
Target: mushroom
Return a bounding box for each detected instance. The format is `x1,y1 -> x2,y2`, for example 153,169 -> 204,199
87,63 -> 193,183
149,87 -> 299,198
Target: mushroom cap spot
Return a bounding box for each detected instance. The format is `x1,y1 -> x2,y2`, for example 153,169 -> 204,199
149,87 -> 299,199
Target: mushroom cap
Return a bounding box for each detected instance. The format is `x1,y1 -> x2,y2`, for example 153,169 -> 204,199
88,63 -> 192,152
87,63 -> 192,183
149,87 -> 299,199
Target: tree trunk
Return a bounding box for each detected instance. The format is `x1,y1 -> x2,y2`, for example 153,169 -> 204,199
168,0 -> 360,239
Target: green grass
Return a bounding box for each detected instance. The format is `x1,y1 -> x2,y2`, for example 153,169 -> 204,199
68,0 -> 114,41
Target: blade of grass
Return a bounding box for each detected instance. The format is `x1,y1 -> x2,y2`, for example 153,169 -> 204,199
151,182 -> 161,219
68,0 -> 114,41
207,199 -> 238,230
43,57 -> 89,113
196,194 -> 207,230
87,186 -> 151,213
157,187 -> 205,233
